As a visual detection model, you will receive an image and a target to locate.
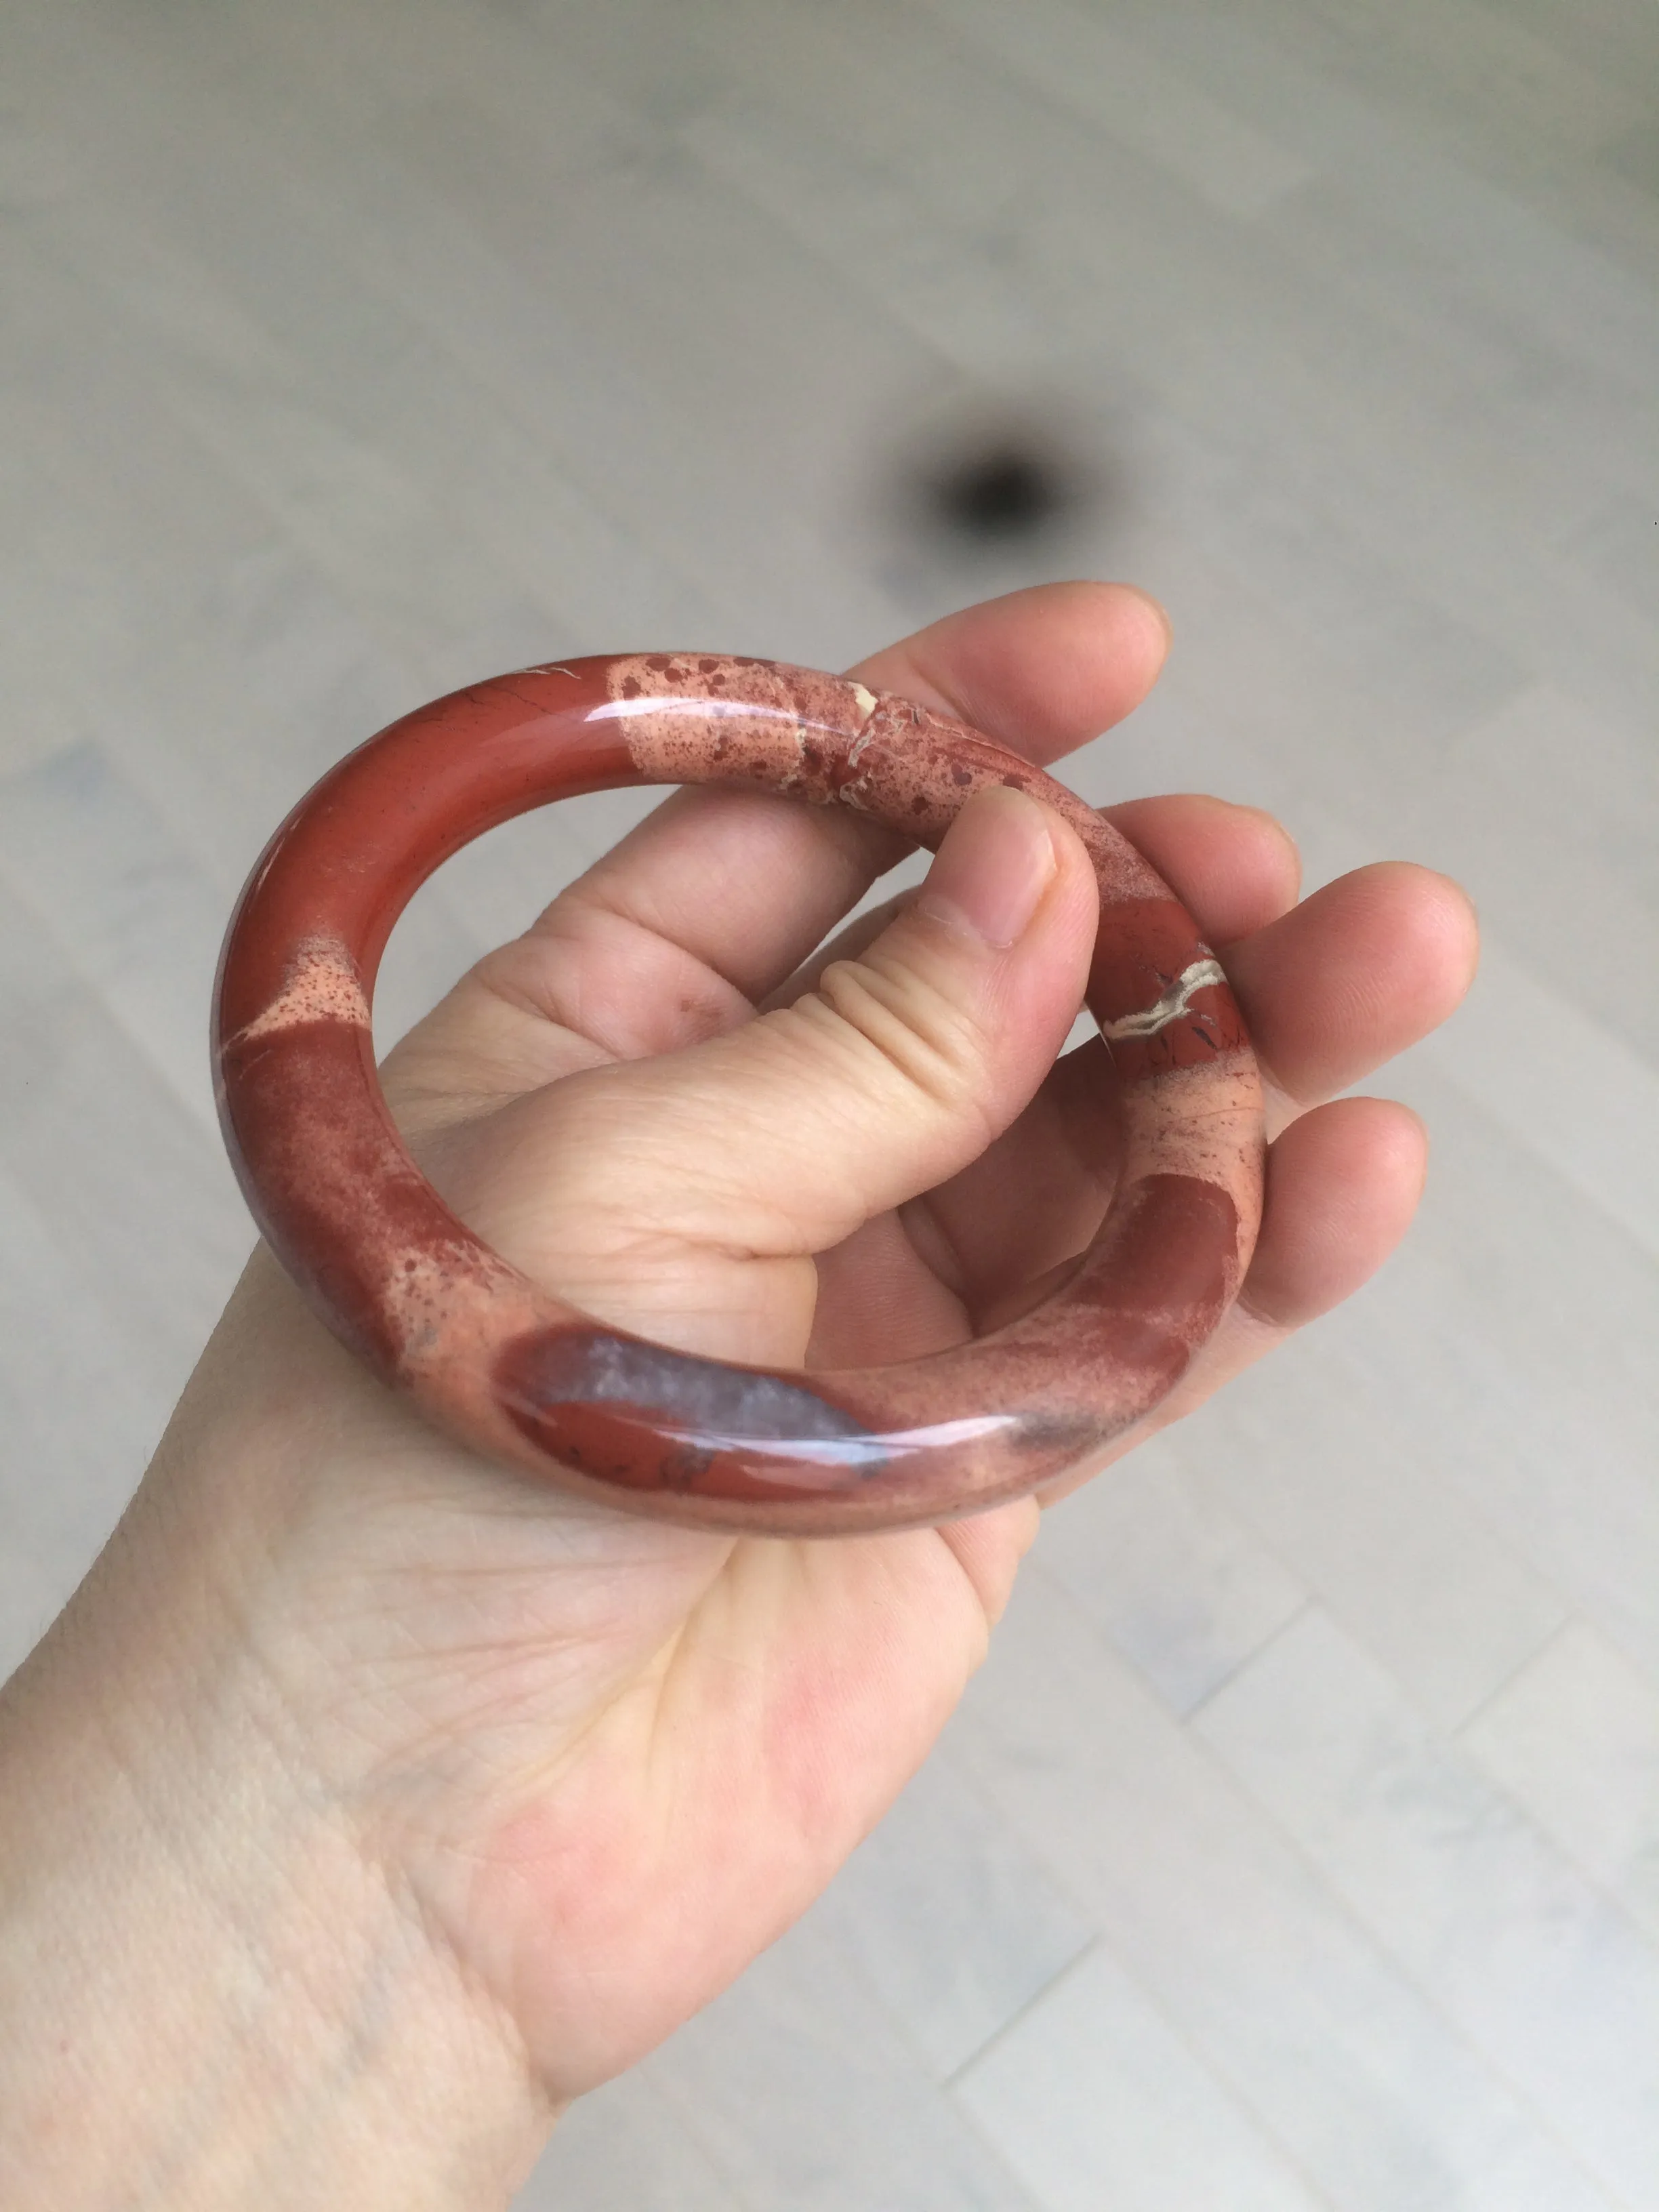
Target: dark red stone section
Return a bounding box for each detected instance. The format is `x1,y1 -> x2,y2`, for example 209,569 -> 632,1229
214,654 -> 1265,1534
1086,898 -> 1249,1076
1082,1172 -> 1235,1298
215,664 -> 634,1039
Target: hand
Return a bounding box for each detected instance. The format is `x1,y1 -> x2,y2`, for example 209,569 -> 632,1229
0,583 -> 1477,2208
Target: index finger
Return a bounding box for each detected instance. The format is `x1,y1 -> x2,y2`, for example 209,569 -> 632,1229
529,583 -> 1171,1033
851,579 -> 1170,764
386,585 -> 1173,1118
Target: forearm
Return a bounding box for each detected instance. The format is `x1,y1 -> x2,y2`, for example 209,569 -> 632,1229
0,1470 -> 550,2211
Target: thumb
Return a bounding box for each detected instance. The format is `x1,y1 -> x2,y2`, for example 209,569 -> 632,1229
462,787 -> 1099,1282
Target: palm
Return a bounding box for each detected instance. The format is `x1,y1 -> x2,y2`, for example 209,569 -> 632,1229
195,583 -> 1473,2103
229,1237 -> 1016,2099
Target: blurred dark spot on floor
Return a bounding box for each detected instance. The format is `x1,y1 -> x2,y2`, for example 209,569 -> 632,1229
855,386 -> 1134,617
923,439 -> 1074,541
924,436 -> 1079,544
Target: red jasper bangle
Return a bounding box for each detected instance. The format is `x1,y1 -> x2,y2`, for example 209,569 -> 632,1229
213,654 -> 1265,1534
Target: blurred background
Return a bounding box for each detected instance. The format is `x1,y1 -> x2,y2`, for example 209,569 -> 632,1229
2,1 -> 1656,2205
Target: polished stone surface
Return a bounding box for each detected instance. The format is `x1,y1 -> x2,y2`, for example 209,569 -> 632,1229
0,0 -> 1654,2203
216,653 -> 1261,1528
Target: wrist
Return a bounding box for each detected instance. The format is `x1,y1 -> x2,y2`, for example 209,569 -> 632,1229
0,1416 -> 552,2211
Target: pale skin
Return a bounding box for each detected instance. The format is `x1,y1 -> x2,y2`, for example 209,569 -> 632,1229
0,584 -> 1478,2209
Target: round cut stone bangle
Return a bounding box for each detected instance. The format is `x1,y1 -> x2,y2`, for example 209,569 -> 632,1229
213,654 -> 1265,1534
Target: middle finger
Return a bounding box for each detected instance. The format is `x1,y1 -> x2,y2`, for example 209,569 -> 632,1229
467,583 -> 1174,1069
920,859 -> 1476,1316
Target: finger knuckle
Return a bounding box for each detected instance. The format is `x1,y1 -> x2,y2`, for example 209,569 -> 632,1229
811,952 -> 996,1136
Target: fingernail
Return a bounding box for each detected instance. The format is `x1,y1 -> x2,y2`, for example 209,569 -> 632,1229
916,786 -> 1059,949
1124,583 -> 1174,651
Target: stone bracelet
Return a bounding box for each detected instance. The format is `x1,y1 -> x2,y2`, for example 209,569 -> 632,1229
214,655 -> 1264,1534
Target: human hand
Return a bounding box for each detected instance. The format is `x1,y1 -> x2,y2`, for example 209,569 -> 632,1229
0,583 -> 1476,2207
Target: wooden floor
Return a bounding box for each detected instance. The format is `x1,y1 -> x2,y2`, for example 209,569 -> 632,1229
2,1 -> 1656,2205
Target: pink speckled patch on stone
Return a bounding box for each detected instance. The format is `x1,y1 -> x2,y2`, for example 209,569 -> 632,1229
232,935 -> 369,1043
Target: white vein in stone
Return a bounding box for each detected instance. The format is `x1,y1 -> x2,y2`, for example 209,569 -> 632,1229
1099,957 -> 1227,1040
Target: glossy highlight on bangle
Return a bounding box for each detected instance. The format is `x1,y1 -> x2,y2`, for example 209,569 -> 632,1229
213,655 -> 1265,1534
